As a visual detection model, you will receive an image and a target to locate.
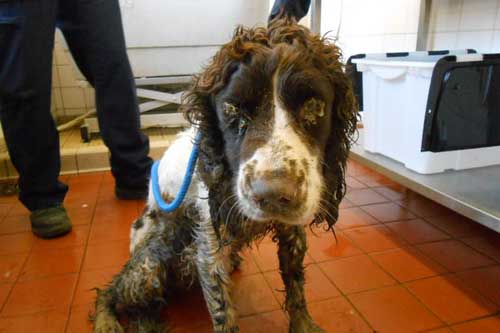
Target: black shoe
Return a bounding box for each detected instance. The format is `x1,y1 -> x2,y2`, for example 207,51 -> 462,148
115,184 -> 149,200
30,206 -> 73,239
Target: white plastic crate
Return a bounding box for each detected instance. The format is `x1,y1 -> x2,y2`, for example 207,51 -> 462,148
352,51 -> 500,174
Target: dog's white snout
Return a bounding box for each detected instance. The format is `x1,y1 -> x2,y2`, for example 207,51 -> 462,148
248,173 -> 301,212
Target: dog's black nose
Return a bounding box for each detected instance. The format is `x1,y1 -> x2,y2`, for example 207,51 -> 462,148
250,177 -> 298,212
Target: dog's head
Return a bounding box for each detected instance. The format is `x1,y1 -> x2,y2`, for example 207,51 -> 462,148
183,19 -> 357,229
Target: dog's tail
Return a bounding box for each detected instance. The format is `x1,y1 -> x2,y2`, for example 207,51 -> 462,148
92,288 -> 170,333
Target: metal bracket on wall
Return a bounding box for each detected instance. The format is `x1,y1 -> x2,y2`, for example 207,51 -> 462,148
311,0 -> 321,34
416,0 -> 432,51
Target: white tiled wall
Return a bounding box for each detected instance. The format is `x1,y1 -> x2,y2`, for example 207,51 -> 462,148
321,0 -> 500,61
427,0 -> 500,53
321,0 -> 420,61
50,0 -> 500,117
51,30 -> 95,121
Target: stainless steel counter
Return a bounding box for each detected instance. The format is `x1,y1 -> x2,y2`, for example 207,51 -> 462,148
350,130 -> 500,233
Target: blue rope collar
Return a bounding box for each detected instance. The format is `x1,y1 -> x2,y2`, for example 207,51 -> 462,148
151,131 -> 202,213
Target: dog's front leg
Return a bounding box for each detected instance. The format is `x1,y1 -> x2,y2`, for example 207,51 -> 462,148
276,225 -> 323,333
195,218 -> 238,333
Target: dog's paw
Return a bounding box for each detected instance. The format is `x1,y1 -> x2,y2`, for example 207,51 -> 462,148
289,315 -> 324,333
93,316 -> 124,333
214,324 -> 240,333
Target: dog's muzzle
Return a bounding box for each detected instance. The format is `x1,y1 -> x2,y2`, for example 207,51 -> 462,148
240,166 -> 308,222
249,175 -> 301,213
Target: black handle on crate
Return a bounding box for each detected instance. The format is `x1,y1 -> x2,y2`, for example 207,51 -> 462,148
421,53 -> 500,152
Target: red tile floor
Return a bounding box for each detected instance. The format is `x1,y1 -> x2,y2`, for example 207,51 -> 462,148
0,160 -> 499,332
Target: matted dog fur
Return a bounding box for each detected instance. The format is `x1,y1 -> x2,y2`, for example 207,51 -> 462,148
93,17 -> 357,333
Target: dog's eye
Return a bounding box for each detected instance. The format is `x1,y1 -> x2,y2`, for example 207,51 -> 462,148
300,98 -> 325,125
238,116 -> 250,136
223,102 -> 250,136
223,102 -> 239,118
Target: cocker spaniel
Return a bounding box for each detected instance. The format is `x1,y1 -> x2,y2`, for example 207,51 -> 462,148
93,17 -> 357,333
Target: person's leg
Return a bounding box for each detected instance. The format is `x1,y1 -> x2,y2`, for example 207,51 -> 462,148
58,0 -> 152,199
269,0 -> 312,21
0,0 -> 71,238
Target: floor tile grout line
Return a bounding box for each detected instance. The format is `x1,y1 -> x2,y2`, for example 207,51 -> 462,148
314,261 -> 376,331
455,237 -> 500,264
401,279 -> 491,330
402,272 -> 500,328
416,215 -> 500,264
345,164 -> 500,329
247,237 -> 290,316
3,166 -> 497,329
449,268 -> 500,308
320,224 -> 451,329
63,176 -> 100,333
259,266 -> 288,320
364,249 -> 449,329
332,204 -> 500,312
0,237 -> 34,315
446,313 -> 500,329
346,181 -> 499,255
341,166 -> 500,328
307,225 -> 385,331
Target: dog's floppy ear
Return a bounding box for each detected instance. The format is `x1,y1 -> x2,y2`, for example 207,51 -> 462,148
306,35 -> 358,231
319,68 -> 358,230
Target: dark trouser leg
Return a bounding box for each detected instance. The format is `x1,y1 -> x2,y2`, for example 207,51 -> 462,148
269,0 -> 312,21
276,225 -> 323,333
58,0 -> 152,189
0,0 -> 67,211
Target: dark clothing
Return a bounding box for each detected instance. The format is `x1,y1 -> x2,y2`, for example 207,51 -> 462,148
270,0 -> 311,21
0,0 -> 152,210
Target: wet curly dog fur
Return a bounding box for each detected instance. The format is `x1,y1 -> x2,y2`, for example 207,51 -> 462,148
92,17 -> 357,333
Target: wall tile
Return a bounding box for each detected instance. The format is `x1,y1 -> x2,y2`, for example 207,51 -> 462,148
51,90 -> 64,119
321,0 -> 342,38
429,32 -> 458,50
84,88 -> 96,109
57,65 -> 78,87
65,108 -> 88,117
491,31 -> 500,52
76,149 -> 110,173
495,1 -> 500,29
61,87 -> 86,109
405,33 -> 418,50
338,0 -> 386,36
383,0 -> 418,34
460,0 -> 497,31
5,159 -> 18,178
60,151 -> 78,175
429,0 -> 463,32
55,29 -> 68,50
0,153 -> 9,179
54,45 -> 70,66
52,66 -> 60,88
383,34 -> 411,52
0,159 -> 8,180
456,30 -> 494,53
53,89 -> 64,109
338,34 -> 386,60
405,0 -> 421,34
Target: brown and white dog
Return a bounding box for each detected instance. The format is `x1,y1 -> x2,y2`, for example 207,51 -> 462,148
93,17 -> 357,333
